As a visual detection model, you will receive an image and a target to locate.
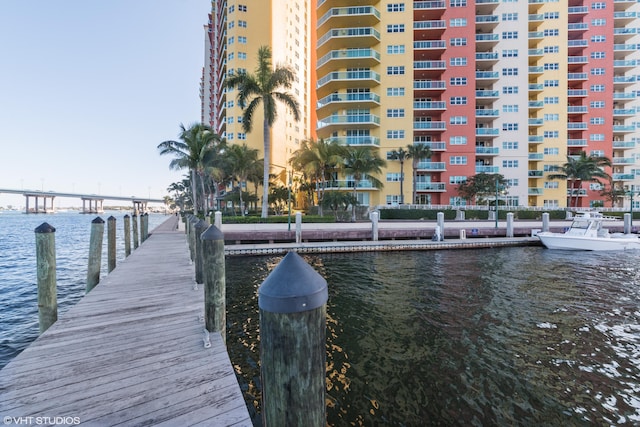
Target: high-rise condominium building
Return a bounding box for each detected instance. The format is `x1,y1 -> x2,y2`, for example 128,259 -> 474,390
203,0 -> 640,210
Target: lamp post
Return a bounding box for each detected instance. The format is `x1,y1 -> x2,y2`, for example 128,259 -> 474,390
495,176 -> 499,229
629,188 -> 636,230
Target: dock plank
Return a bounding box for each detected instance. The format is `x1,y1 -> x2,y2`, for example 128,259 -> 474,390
0,216 -> 250,426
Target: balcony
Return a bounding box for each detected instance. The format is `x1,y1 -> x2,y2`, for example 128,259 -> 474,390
528,188 -> 544,195
568,106 -> 588,114
475,33 -> 499,47
316,92 -> 380,111
476,166 -> 499,173
614,11 -> 638,25
475,109 -> 499,118
316,70 -> 380,94
568,56 -> 588,64
614,59 -> 638,70
414,141 -> 446,151
414,60 -> 446,70
528,153 -> 544,161
568,23 -> 588,32
475,128 -> 499,136
475,14 -> 499,31
413,121 -> 446,130
568,72 -> 588,81
528,170 -> 544,177
613,140 -> 636,149
614,75 -> 637,86
476,90 -> 499,99
317,114 -> 380,131
568,89 -> 588,97
416,182 -> 446,192
414,1 -> 446,10
567,139 -> 587,147
414,101 -> 447,111
528,118 -> 544,126
329,136 -> 380,147
613,92 -> 637,100
568,6 -> 588,15
476,52 -> 499,62
613,173 -> 635,181
325,179 -> 378,190
475,71 -> 500,83
476,146 -> 499,156
529,101 -> 544,110
528,31 -> 544,40
413,20 -> 446,31
529,135 -> 544,144
529,66 -> 544,76
416,161 -> 446,171
317,27 -> 380,50
316,48 -> 381,73
318,6 -> 381,30
529,83 -> 544,93
413,40 -> 447,52
612,157 -> 636,165
613,124 -> 636,133
567,122 -> 588,130
414,80 -> 446,90
613,108 -> 636,117
528,13 -> 544,23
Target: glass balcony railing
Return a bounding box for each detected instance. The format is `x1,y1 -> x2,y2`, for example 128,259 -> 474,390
416,182 -> 446,191
316,70 -> 380,88
414,20 -> 446,30
414,40 -> 447,50
329,136 -> 380,147
414,1 -> 446,10
414,121 -> 446,130
475,128 -> 499,136
476,147 -> 500,155
414,101 -> 446,109
316,48 -> 381,68
317,92 -> 380,109
317,27 -> 380,47
416,161 -> 446,170
567,139 -> 587,146
476,166 -> 500,173
317,114 -> 380,128
414,61 -> 446,69
414,80 -> 446,90
318,6 -> 381,28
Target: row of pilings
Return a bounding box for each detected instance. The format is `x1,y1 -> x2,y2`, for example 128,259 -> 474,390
184,213 -> 328,426
34,213 -> 150,334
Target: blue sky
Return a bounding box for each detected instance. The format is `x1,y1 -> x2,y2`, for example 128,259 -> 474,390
0,0 -> 211,208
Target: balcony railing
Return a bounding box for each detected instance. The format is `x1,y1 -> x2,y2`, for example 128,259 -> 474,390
317,92 -> 380,109
414,121 -> 446,130
318,6 -> 381,28
414,20 -> 446,30
317,27 -> 380,47
476,166 -> 500,173
329,136 -> 380,147
316,70 -> 380,88
414,101 -> 446,110
416,182 -> 446,191
317,114 -> 380,128
316,48 -> 381,69
414,80 -> 446,90
416,161 -> 446,171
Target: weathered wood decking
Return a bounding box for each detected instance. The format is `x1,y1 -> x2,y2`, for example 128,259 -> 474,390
0,216 -> 251,426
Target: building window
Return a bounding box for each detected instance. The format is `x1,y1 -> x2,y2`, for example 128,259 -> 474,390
502,86 -> 518,94
502,13 -> 518,21
450,116 -> 467,125
544,80 -> 559,87
387,108 -> 405,118
450,77 -> 467,86
450,18 -> 467,27
591,51 -> 605,59
238,4 -> 247,12
543,63 -> 559,70
591,68 -> 605,75
544,147 -> 559,155
387,66 -> 405,75
450,176 -> 467,184
591,35 -> 606,43
592,2 -> 606,9
387,87 -> 405,96
450,57 -> 467,66
450,156 -> 467,165
590,84 -> 605,92
590,117 -> 605,125
237,132 -> 246,140
592,18 -> 606,26
450,96 -> 467,105
543,29 -> 559,37
502,123 -> 518,131
238,36 -> 247,44
502,68 -> 518,76
450,136 -> 467,145
387,3 -> 405,12
543,114 -> 559,121
502,31 -> 518,39
387,24 -> 405,33
544,131 -> 559,138
238,52 -> 247,60
387,45 -> 405,54
543,12 -> 559,19
502,160 -> 519,168
387,130 -> 405,139
590,101 -> 605,108
590,134 -> 605,141
450,38 -> 467,46
543,46 -> 559,53
238,20 -> 247,28
502,104 -> 518,113
502,141 -> 518,149
502,49 -> 518,58
386,173 -> 404,182
450,0 -> 467,6
544,97 -> 559,104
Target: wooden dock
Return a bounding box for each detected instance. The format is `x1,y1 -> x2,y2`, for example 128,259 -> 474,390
0,216 -> 251,426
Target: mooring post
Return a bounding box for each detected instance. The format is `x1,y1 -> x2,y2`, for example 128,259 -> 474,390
86,217 -> 105,293
542,212 -> 550,232
506,212 -> 514,238
124,214 -> 131,257
142,213 -> 149,242
132,213 -> 139,250
437,211 -> 445,241
214,211 -> 222,229
194,219 -> 208,284
624,213 -> 631,234
35,222 -> 57,334
295,212 -> 302,244
258,252 -> 328,426
189,216 -> 198,262
107,216 -> 116,273
371,211 -> 379,241
201,225 -> 226,342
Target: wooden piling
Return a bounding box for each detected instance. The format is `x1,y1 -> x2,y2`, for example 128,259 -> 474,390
35,222 -> 57,334
142,213 -> 149,242
188,216 -> 198,262
371,211 -> 379,241
258,252 -> 328,426
124,214 -> 131,257
201,225 -> 226,342
107,216 -> 116,273
86,217 -> 104,293
132,213 -> 139,250
194,219 -> 208,284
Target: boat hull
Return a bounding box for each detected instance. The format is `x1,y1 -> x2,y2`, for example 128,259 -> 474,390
537,232 -> 640,251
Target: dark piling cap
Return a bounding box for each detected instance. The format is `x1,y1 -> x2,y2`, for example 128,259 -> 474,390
201,224 -> 223,241
92,217 -> 104,224
259,252 -> 328,314
195,219 -> 208,232
124,214 -> 130,219
35,222 -> 56,233
108,215 -> 116,221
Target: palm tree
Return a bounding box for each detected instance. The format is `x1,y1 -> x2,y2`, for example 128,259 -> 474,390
290,138 -> 347,216
157,123 -> 221,216
224,143 -> 260,216
548,151 -> 612,208
225,46 -> 301,218
343,147 -> 386,222
389,147 -> 408,204
406,143 -> 432,205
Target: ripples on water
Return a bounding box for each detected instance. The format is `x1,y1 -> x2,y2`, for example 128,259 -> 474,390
0,211 -> 166,369
225,248 -> 640,426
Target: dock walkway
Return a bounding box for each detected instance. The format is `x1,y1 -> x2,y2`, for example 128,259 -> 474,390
0,216 -> 251,426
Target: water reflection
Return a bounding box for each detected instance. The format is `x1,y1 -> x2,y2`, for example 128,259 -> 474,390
225,247 -> 640,426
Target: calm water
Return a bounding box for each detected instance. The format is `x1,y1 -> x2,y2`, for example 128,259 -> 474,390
225,249 -> 640,426
0,210 -> 167,369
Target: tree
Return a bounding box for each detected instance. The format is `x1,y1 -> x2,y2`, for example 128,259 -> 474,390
224,143 -> 260,216
290,138 -> 347,216
600,179 -> 627,208
406,144 -> 432,205
225,46 -> 301,218
343,147 -> 386,222
157,123 -> 221,215
322,191 -> 357,221
389,147 -> 408,204
457,173 -> 508,206
547,151 -> 612,208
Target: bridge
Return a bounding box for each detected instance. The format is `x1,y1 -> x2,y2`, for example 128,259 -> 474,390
0,188 -> 165,214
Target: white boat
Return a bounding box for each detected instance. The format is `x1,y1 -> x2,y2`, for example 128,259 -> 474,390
537,212 -> 640,251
